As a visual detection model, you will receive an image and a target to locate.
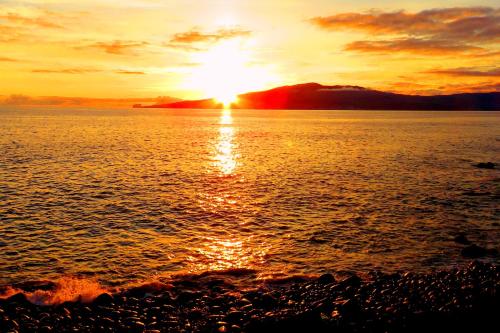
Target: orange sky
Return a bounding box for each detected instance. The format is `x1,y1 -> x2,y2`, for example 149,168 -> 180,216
0,0 -> 498,102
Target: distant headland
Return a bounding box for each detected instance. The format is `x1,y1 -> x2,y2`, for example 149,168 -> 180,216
136,83 -> 500,111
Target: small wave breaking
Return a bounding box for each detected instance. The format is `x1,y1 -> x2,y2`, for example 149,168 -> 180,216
0,276 -> 107,305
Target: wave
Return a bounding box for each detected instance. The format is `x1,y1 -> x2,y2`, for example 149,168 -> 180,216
0,276 -> 107,305
0,268 -> 321,306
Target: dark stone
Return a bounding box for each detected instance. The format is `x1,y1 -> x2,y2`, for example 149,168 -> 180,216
188,309 -> 203,319
474,162 -> 496,169
129,321 -> 145,332
339,275 -> 362,288
225,310 -> 243,322
7,293 -> 30,306
461,244 -> 487,258
453,233 -> 471,245
309,236 -> 328,244
93,293 -> 114,306
260,293 -> 277,309
177,291 -> 201,303
317,273 -> 335,284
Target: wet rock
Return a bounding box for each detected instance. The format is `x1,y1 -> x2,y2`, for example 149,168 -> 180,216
188,309 -> 203,319
339,275 -> 362,288
39,325 -> 53,333
177,290 -> 201,303
225,310 -> 244,322
453,233 -> 471,245
94,292 -> 114,306
309,236 -> 328,244
260,293 -> 277,308
461,244 -> 497,258
474,162 -> 496,169
318,273 -> 335,284
2,263 -> 500,333
128,320 -> 145,332
240,304 -> 253,312
7,293 -> 30,306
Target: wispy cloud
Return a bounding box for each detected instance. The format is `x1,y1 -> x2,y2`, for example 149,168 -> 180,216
384,79 -> 500,95
345,38 -> 482,55
438,81 -> 500,93
0,23 -> 24,42
0,94 -> 175,108
0,56 -> 18,62
115,70 -> 146,75
31,68 -> 101,74
310,7 -> 499,42
170,28 -> 251,44
166,27 -> 251,52
80,40 -> 149,55
0,12 -> 64,29
424,67 -> 500,77
310,7 -> 500,55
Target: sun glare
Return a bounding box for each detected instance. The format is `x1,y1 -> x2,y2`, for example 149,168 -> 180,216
186,39 -> 278,106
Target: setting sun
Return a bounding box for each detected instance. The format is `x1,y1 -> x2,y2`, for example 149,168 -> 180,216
186,39 -> 278,106
0,1 -> 499,332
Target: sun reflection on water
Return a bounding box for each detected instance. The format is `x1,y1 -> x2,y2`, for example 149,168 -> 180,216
187,236 -> 267,272
214,109 -> 238,175
185,109 -> 269,274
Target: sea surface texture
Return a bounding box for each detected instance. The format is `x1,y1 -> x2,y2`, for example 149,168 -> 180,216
0,108 -> 499,287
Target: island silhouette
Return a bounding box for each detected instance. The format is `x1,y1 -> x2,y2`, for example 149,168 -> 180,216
137,82 -> 500,110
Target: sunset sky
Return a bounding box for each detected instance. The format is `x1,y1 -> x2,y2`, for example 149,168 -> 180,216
0,0 -> 499,102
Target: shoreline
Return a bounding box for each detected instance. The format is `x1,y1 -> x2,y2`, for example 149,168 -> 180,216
1,261 -> 499,332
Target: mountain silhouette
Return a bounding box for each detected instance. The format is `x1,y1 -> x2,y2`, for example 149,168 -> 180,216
138,83 -> 499,110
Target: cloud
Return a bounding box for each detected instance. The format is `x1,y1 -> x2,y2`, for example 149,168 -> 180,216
0,95 -> 178,108
345,38 -> 482,55
165,28 -> 251,52
0,23 -> 24,42
310,7 -> 500,56
115,70 -> 146,75
0,12 -> 64,29
31,68 -> 101,74
30,67 -> 147,75
170,28 -> 251,44
0,94 -> 36,105
438,81 -> 500,93
310,7 -> 499,42
0,56 -> 18,62
163,43 -> 202,52
424,67 -> 500,77
467,50 -> 500,58
81,40 -> 149,55
383,79 -> 500,95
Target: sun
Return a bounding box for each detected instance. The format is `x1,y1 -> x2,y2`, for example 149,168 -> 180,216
185,39 -> 278,106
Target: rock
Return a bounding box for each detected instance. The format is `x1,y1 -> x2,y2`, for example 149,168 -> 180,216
260,293 -> 277,308
177,290 -> 201,303
453,233 -> 471,245
188,309 -> 203,319
309,236 -> 328,244
240,304 -> 253,312
225,310 -> 243,322
94,293 -> 114,306
7,293 -> 30,306
129,321 -> 145,332
318,273 -> 335,284
39,326 -> 53,333
474,162 -> 496,169
461,244 -> 488,258
339,275 -> 362,288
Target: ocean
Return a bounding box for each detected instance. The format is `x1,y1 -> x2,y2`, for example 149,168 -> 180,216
1,108 -> 499,288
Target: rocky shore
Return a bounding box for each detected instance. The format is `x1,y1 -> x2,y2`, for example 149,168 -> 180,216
1,261 -> 499,333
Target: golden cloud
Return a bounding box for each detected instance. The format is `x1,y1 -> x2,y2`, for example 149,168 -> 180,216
310,7 -> 500,56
